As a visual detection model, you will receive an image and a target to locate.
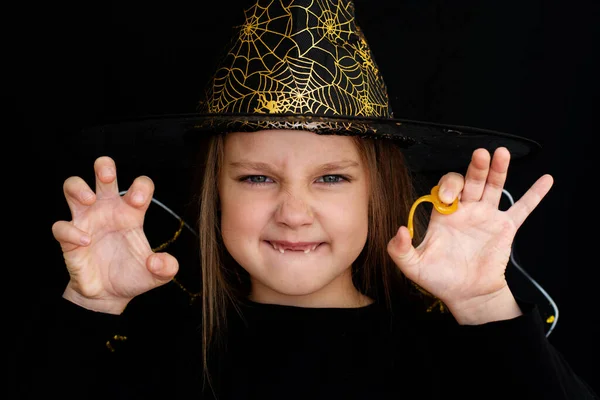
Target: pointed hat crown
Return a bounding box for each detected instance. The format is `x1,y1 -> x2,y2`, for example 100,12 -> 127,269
198,0 -> 393,132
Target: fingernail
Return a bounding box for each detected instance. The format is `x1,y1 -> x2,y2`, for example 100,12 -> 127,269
80,235 -> 91,245
440,188 -> 453,204
101,167 -> 114,179
132,191 -> 145,204
150,257 -> 162,273
81,191 -> 94,201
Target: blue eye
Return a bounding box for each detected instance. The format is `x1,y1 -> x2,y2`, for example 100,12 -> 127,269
242,175 -> 273,185
316,175 -> 347,184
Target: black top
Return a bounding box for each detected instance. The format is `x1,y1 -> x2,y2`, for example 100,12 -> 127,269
18,287 -> 598,400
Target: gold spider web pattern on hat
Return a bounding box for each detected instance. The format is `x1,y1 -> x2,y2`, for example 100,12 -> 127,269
199,0 -> 393,132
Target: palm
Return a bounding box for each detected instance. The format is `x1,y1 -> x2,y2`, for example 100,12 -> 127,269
64,192 -> 155,300
413,199 -> 516,302
67,191 -> 151,296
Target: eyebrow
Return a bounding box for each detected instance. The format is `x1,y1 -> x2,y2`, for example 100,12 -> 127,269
228,160 -> 360,174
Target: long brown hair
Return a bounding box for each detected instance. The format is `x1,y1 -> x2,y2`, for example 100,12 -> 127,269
191,132 -> 429,390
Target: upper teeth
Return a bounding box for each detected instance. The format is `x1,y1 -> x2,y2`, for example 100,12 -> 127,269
270,242 -> 319,254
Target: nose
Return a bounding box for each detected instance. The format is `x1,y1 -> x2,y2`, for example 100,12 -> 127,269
275,192 -> 314,228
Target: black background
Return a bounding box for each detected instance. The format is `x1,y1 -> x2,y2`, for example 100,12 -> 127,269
12,0 -> 599,395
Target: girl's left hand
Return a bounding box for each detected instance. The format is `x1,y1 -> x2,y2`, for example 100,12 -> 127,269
387,146 -> 554,324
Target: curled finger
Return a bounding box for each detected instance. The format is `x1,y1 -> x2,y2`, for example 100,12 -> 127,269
63,176 -> 96,218
436,172 -> 464,204
147,252 -> 179,283
51,220 -> 91,251
94,156 -> 119,199
122,175 -> 155,212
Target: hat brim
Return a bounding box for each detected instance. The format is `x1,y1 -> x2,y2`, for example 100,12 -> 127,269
75,112 -> 540,173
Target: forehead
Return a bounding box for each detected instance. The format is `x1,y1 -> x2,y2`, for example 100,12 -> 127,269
223,130 -> 361,162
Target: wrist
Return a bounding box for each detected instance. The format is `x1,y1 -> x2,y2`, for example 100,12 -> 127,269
63,285 -> 130,315
445,286 -> 522,325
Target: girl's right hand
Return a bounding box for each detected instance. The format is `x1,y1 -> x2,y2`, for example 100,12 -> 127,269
51,156 -> 179,314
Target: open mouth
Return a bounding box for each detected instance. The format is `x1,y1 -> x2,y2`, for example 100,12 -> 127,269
265,241 -> 323,254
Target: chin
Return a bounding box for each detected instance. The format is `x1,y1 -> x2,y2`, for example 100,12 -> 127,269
266,277 -> 332,296
249,262 -> 354,304
230,241 -> 361,305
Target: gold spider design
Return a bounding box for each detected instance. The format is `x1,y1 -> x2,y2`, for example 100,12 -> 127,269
254,93 -> 284,113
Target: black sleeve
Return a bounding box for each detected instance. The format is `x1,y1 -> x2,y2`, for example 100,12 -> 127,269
17,295 -> 132,399
16,285 -> 209,400
437,302 -> 598,399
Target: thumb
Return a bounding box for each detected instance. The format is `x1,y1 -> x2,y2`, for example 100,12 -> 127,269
387,226 -> 419,274
147,252 -> 179,283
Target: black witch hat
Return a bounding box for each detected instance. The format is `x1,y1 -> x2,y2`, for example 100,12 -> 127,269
82,0 -> 539,173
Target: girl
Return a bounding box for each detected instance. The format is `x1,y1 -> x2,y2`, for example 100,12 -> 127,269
42,133 -> 595,400
26,0 -> 597,399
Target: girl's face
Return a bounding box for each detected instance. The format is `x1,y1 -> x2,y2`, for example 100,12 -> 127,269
219,129 -> 370,307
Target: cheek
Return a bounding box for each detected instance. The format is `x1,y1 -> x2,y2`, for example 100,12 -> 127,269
220,194 -> 271,242
322,190 -> 369,242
